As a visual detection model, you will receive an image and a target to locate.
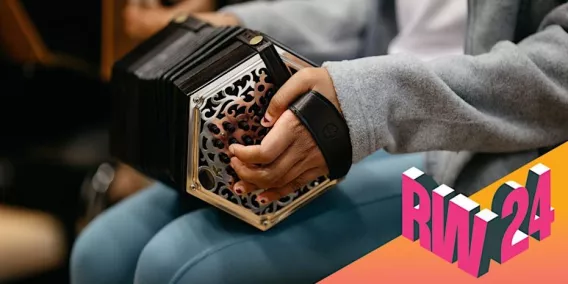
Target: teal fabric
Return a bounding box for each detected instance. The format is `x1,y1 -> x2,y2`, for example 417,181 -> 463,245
71,151 -> 424,284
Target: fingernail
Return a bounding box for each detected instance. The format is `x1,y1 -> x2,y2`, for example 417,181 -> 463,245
234,187 -> 243,195
257,196 -> 268,204
228,145 -> 235,155
261,115 -> 272,127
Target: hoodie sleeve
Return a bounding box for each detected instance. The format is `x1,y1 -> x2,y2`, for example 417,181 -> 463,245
323,4 -> 568,163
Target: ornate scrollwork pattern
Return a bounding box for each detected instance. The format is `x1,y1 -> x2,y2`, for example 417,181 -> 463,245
196,64 -> 325,215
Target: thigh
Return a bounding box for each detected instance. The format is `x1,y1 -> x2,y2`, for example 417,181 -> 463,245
135,152 -> 424,284
71,183 -> 202,284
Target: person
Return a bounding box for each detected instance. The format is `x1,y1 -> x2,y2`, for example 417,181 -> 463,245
71,0 -> 568,283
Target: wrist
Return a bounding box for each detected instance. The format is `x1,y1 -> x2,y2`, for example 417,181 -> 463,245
322,68 -> 343,116
323,61 -> 369,164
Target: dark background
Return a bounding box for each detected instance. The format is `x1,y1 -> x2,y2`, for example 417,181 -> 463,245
1,1 -> 247,282
1,1 -> 108,283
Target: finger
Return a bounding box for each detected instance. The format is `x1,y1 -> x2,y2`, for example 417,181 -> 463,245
229,112 -> 298,164
255,142 -> 304,185
230,158 -> 264,186
256,168 -> 324,204
262,68 -> 321,127
230,143 -> 302,189
232,180 -> 258,195
272,157 -> 313,187
271,136 -> 326,186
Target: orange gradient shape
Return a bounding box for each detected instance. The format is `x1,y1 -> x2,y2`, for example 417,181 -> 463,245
321,142 -> 568,284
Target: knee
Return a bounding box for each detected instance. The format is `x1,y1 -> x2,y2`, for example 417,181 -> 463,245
134,234 -> 185,284
70,223 -> 117,284
70,213 -> 137,284
135,237 -> 255,284
134,209 -> 256,284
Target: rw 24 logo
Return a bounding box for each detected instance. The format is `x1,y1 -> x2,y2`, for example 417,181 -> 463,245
402,163 -> 555,278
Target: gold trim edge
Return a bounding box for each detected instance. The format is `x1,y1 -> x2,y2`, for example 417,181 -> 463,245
186,178 -> 338,231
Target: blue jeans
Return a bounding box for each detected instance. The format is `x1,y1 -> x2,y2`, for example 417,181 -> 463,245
71,151 -> 423,284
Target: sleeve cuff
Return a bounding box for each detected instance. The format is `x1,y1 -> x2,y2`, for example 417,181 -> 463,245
323,59 -> 381,163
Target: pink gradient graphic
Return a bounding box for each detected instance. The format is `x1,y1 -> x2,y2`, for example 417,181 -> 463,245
460,209 -> 499,277
432,185 -> 456,259
402,168 -> 431,250
437,195 -> 479,264
525,164 -> 555,240
398,164 -> 556,277
492,182 -> 530,264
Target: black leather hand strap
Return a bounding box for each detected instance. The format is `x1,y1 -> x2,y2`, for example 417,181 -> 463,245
237,30 -> 291,89
289,91 -> 353,180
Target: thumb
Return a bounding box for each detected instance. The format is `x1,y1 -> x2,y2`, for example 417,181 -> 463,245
261,67 -> 320,127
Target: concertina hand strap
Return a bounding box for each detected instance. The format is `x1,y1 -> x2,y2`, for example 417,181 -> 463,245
289,91 -> 353,180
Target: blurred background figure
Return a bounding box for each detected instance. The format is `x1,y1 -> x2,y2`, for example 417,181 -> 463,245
123,0 -> 217,40
1,0 -> 106,282
110,0 -> 252,79
0,205 -> 67,283
122,0 -> 253,40
0,0 -> 254,283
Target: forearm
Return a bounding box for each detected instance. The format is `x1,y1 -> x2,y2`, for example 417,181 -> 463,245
325,4 -> 568,163
220,0 -> 373,64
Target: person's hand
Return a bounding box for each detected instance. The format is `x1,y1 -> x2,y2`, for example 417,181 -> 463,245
228,67 -> 342,204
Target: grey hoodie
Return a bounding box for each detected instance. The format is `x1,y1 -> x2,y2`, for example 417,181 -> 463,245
222,0 -> 568,195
